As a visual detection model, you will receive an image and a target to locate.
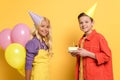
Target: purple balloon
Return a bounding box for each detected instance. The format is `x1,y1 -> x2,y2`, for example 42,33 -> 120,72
0,29 -> 12,50
11,23 -> 30,46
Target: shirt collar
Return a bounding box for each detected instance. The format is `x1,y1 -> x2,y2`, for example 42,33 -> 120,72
82,29 -> 97,41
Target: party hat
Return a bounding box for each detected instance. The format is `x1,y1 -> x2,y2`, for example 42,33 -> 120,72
85,2 -> 98,18
28,11 -> 43,25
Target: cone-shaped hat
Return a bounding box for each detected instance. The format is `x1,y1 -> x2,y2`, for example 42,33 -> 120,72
85,2 -> 97,18
28,11 -> 43,25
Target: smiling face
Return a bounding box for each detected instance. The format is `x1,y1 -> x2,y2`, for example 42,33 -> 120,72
78,12 -> 94,35
38,18 -> 50,38
78,15 -> 94,35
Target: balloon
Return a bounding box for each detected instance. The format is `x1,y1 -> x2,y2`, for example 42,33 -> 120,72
11,23 -> 30,46
0,29 -> 12,50
5,43 -> 26,69
17,68 -> 25,77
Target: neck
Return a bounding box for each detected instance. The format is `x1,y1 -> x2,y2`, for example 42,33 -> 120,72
85,29 -> 93,36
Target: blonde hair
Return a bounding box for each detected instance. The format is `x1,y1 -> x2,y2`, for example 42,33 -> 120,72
30,17 -> 53,56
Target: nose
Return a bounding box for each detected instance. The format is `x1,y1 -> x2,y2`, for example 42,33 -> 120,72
45,27 -> 49,32
82,22 -> 86,26
81,22 -> 85,27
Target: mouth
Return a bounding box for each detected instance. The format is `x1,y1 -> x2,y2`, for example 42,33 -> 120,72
82,27 -> 87,29
42,31 -> 48,35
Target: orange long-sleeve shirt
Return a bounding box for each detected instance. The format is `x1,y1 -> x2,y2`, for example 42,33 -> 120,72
75,30 -> 113,80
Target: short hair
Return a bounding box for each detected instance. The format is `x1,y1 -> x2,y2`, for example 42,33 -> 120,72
77,12 -> 93,22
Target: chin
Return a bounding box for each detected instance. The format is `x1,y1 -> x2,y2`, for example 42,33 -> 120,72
83,30 -> 88,33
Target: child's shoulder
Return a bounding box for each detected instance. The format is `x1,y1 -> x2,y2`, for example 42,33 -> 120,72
95,31 -> 106,40
25,37 -> 40,52
26,37 -> 39,47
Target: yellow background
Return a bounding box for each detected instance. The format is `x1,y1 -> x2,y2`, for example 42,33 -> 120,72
0,0 -> 120,80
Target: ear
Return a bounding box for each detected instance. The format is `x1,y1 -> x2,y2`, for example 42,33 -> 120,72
91,21 -> 94,27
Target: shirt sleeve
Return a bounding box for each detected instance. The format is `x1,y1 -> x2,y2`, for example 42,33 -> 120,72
25,40 -> 38,70
95,37 -> 112,65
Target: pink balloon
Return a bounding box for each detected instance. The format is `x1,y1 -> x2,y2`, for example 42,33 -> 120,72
11,23 -> 30,46
0,29 -> 12,50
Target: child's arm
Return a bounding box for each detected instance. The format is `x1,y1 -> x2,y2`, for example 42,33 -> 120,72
25,70 -> 32,80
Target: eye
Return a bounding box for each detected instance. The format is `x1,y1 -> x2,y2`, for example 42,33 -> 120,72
85,21 -> 89,23
47,25 -> 50,28
41,25 -> 45,27
80,22 -> 83,24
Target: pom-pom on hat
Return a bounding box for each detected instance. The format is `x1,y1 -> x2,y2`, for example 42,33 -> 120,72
28,11 -> 43,26
85,2 -> 98,18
